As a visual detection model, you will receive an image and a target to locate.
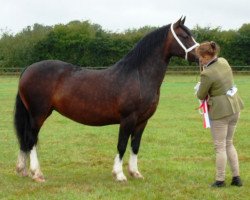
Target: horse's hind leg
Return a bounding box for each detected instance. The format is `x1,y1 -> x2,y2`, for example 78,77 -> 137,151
16,116 -> 45,182
17,146 -> 43,181
28,111 -> 53,182
14,93 -> 52,182
128,120 -> 148,179
16,117 -> 45,182
16,151 -> 28,177
29,145 -> 44,182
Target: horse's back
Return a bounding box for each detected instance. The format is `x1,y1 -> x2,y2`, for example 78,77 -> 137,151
18,60 -> 143,126
22,60 -> 75,77
18,60 -> 122,125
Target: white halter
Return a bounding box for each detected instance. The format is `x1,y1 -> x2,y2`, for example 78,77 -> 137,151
170,23 -> 199,60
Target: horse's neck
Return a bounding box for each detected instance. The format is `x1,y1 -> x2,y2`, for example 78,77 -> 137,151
138,52 -> 170,91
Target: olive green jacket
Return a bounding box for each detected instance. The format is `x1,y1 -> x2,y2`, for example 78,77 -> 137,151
197,57 -> 244,120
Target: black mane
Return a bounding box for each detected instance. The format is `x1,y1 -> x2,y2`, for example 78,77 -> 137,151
116,25 -> 170,69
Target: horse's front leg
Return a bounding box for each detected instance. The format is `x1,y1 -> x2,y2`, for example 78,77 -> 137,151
112,115 -> 136,182
113,154 -> 127,181
128,121 -> 147,179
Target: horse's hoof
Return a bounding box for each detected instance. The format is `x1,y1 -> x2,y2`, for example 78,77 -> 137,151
16,167 -> 28,177
32,175 -> 46,183
112,171 -> 127,182
30,170 -> 45,183
129,171 -> 144,179
116,176 -> 127,182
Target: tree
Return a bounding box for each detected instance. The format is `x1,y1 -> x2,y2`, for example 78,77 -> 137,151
0,24 -> 51,68
0,21 -> 249,69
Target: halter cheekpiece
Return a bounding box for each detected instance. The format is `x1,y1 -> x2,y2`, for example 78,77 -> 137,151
170,23 -> 199,60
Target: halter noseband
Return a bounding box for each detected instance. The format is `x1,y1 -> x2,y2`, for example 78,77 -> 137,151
170,23 -> 199,60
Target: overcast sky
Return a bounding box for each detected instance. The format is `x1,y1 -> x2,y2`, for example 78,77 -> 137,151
0,0 -> 249,34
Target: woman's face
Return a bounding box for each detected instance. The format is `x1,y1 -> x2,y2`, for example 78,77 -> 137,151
195,44 -> 217,66
198,54 -> 213,66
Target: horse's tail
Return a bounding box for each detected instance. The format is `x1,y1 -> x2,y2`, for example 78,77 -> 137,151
14,93 -> 36,152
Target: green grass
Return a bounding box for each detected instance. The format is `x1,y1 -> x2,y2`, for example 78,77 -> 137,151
0,75 -> 249,200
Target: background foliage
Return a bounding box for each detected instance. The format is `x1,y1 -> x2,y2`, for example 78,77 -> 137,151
0,20 -> 249,69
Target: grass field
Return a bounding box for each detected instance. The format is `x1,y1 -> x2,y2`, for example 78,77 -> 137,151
0,74 -> 249,200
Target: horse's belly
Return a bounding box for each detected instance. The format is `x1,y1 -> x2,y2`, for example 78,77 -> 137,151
77,111 -> 120,126
55,103 -> 121,126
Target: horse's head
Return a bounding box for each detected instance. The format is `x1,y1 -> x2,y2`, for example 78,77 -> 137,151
165,17 -> 199,63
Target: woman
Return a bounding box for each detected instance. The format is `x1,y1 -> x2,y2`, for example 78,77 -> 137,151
195,41 -> 244,187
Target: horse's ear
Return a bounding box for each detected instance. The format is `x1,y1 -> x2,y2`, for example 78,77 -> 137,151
173,17 -> 182,28
181,16 -> 186,25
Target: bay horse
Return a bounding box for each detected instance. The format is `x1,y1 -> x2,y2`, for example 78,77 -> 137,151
14,17 -> 199,182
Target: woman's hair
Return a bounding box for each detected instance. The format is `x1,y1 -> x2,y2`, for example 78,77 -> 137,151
196,41 -> 220,57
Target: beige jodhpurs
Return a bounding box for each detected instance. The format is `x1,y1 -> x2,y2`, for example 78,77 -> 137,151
210,112 -> 240,181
